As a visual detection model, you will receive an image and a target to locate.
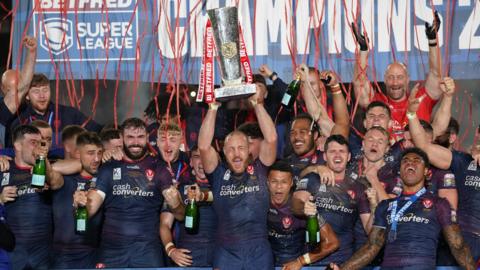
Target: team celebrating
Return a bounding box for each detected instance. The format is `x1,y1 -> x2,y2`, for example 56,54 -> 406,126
0,11 -> 479,270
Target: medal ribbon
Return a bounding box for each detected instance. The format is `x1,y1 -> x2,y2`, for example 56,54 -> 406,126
388,187 -> 426,242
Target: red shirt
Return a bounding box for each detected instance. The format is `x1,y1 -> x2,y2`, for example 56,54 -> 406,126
373,86 -> 437,142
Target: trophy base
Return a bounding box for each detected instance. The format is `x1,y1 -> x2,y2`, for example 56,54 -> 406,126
214,83 -> 256,102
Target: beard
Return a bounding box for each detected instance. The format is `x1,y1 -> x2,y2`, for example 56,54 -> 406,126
123,144 -> 147,160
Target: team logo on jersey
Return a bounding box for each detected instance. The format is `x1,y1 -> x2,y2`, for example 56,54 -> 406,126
247,165 -> 254,175
350,172 -> 358,180
90,177 -> 97,189
297,178 -> 308,190
423,198 -> 433,209
282,216 -> 293,230
113,168 -> 121,180
318,183 -> 327,193
387,201 -> 393,211
223,170 -> 231,181
1,173 -> 9,186
347,190 -> 356,200
443,173 -> 455,187
77,182 -> 86,191
467,161 -> 477,171
145,169 -> 155,181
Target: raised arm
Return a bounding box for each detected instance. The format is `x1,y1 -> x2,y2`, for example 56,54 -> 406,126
3,36 -> 37,113
424,11 -> 443,100
319,70 -> 350,139
351,23 -> 373,109
198,103 -> 220,174
250,85 -> 277,166
407,84 -> 452,169
443,224 -> 476,270
431,77 -> 454,137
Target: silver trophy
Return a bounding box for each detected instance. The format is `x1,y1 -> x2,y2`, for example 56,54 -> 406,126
207,6 -> 256,102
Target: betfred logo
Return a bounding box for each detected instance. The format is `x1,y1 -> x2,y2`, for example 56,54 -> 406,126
39,18 -> 73,55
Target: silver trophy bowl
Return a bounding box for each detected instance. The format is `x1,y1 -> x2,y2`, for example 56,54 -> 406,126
207,6 -> 255,102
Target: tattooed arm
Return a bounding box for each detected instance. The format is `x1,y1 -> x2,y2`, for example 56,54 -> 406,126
443,224 -> 476,270
339,226 -> 386,270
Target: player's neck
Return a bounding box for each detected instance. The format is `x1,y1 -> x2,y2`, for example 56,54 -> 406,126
80,170 -> 93,179
362,157 -> 385,169
334,170 -> 346,181
402,182 -> 424,194
123,153 -> 147,163
14,156 -> 32,170
299,148 -> 315,158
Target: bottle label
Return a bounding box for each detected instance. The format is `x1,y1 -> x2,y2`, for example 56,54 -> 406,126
305,231 -> 309,242
31,174 -> 45,186
77,219 -> 86,231
316,231 -> 320,243
185,216 -> 193,228
281,93 -> 291,106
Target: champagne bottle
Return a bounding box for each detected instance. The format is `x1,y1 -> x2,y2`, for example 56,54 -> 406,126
31,156 -> 46,188
306,201 -> 320,245
185,186 -> 199,234
75,205 -> 88,235
281,75 -> 301,109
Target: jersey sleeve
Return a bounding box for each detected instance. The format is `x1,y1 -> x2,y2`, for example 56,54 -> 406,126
437,171 -> 457,190
355,184 -> 371,214
373,199 -> 390,229
436,197 -> 454,228
295,173 -> 319,195
95,165 -> 113,197
449,151 -> 472,175
0,99 -> 14,126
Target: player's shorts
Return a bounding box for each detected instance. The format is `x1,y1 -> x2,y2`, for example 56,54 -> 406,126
213,239 -> 273,270
50,246 -> 96,269
177,242 -> 215,267
96,240 -> 165,268
9,242 -> 50,270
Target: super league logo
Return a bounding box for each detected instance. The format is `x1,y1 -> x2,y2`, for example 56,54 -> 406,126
39,18 -> 73,55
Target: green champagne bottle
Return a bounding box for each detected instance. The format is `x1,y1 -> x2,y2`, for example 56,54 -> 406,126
306,212 -> 320,245
75,205 -> 88,235
31,156 -> 46,188
281,75 -> 301,109
185,186 -> 199,234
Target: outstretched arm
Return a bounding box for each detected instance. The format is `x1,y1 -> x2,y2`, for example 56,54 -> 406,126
351,23 -> 373,109
431,77 -> 454,137
424,11 -> 443,100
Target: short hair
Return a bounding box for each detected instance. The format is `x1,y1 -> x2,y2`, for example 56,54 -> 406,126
268,160 -> 293,176
158,122 -> 182,135
224,130 -> 248,146
404,120 -> 433,134
365,126 -> 390,139
447,118 -> 460,135
76,131 -> 103,148
238,122 -> 263,139
12,125 -> 41,143
401,147 -> 430,168
366,101 -> 392,118
30,73 -> 49,88
61,125 -> 86,144
324,134 -> 349,152
252,74 -> 266,87
30,120 -> 51,130
99,128 -> 122,143
120,118 -> 147,132
190,144 -> 199,153
144,94 -> 185,120
292,113 -> 319,134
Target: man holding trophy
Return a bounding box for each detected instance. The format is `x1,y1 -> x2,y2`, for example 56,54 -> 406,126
197,7 -> 277,269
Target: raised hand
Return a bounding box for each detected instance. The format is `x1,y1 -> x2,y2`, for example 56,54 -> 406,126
425,11 -> 441,40
407,83 -> 424,114
351,22 -> 368,51
440,77 -> 455,98
23,36 -> 37,52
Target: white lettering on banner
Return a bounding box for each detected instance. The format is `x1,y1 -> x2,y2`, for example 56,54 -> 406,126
413,0 -> 444,52
38,0 -> 133,10
459,3 -> 480,49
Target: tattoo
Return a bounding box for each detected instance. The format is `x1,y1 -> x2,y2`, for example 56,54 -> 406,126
443,225 -> 476,270
340,227 -> 385,270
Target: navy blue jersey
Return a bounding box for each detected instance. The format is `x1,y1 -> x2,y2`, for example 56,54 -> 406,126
7,102 -> 102,147
0,160 -> 52,244
95,155 -> 166,243
0,98 -> 13,126
349,131 -> 403,167
286,150 -> 325,184
296,172 -> 370,265
268,196 -> 309,265
449,151 -> 480,235
206,159 -> 270,245
175,180 -> 217,247
52,173 -> 102,249
0,204 -> 10,268
155,151 -> 192,187
374,192 -> 453,268
426,167 -> 456,195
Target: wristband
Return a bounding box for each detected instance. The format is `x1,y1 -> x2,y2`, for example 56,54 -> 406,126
406,111 -> 417,120
209,103 -> 220,111
302,253 -> 312,265
428,42 -> 437,47
165,242 -> 174,252
269,72 -> 277,81
167,247 -> 176,257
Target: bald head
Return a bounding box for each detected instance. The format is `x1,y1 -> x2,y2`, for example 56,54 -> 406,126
384,62 -> 410,101
1,70 -> 19,95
